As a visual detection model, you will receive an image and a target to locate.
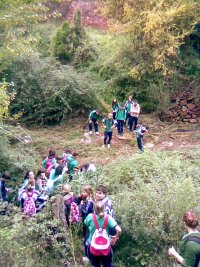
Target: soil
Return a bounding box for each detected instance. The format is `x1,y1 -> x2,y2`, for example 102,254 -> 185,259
25,114 -> 200,167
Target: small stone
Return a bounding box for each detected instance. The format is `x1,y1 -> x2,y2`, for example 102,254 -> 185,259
189,119 -> 197,123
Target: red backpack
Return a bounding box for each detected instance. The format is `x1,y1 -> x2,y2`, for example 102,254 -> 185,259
90,214 -> 111,256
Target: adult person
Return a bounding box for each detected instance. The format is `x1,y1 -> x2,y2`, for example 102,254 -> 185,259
84,201 -> 122,267
129,99 -> 140,131
89,109 -> 101,135
168,211 -> 200,267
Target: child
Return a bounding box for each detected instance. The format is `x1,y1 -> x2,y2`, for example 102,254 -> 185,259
62,149 -> 73,165
67,152 -> 79,182
95,185 -> 114,218
0,172 -> 11,202
47,165 -> 64,192
42,149 -> 56,175
22,182 -> 38,216
36,169 -> 47,192
124,96 -> 133,128
89,109 -> 101,135
129,99 -> 141,131
112,98 -> 120,120
62,184 -> 80,226
135,124 -> 149,152
79,161 -> 96,173
116,106 -> 126,136
102,113 -> 116,148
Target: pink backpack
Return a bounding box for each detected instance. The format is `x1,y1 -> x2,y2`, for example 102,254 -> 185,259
69,202 -> 81,224
46,158 -> 54,174
90,214 -> 111,256
24,190 -> 36,217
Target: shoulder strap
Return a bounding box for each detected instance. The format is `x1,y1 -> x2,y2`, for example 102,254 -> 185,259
92,214 -> 99,230
187,236 -> 200,244
102,215 -> 109,230
26,190 -> 33,198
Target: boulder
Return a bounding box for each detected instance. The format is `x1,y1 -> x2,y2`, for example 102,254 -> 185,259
189,119 -> 198,124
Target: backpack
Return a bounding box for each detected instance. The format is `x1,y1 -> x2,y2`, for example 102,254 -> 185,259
69,202 -> 81,224
185,236 -> 200,267
90,214 -> 111,257
46,158 -> 54,174
24,190 -> 36,217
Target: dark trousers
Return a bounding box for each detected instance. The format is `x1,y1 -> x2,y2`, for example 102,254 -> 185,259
89,119 -> 98,132
104,132 -> 112,145
112,112 -> 116,120
129,116 -> 138,131
137,136 -> 143,151
117,120 -> 124,135
88,247 -> 113,267
125,112 -> 131,127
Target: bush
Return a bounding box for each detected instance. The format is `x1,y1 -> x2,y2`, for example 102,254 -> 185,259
100,151 -> 200,266
10,55 -> 100,124
0,203 -> 72,267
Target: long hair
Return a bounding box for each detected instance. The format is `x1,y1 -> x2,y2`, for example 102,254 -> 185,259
94,201 -> 105,218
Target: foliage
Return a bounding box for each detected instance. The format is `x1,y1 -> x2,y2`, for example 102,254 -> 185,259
51,9 -> 96,65
9,55 -> 100,124
0,203 -> 72,267
0,81 -> 15,121
100,151 -> 200,266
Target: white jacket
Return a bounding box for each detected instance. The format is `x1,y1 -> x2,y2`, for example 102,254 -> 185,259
130,104 -> 140,117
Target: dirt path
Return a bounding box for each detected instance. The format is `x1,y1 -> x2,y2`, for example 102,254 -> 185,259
28,115 -> 200,166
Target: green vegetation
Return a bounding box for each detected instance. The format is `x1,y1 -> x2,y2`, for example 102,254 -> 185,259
0,0 -> 200,266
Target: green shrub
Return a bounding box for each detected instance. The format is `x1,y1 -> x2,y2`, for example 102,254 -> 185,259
10,56 -> 100,124
0,204 -> 72,267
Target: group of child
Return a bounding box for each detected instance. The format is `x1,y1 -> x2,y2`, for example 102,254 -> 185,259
62,183 -> 121,266
89,96 -> 149,152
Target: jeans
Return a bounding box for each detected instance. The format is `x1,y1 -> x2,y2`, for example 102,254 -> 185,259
137,136 -> 143,151
125,112 -> 131,127
117,120 -> 124,135
104,132 -> 112,145
129,116 -> 138,131
112,112 -> 116,120
89,119 -> 98,132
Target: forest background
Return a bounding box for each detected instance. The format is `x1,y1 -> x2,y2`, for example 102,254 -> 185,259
0,0 -> 200,266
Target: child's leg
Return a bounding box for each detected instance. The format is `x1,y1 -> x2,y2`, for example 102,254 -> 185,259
117,120 -> 120,135
93,119 -> 98,133
89,121 -> 93,132
137,136 -> 143,151
108,132 -> 112,144
129,116 -> 133,131
119,120 -> 123,135
133,117 -> 138,131
104,131 -> 108,145
113,112 -> 116,120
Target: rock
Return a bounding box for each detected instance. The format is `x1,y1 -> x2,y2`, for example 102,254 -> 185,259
182,119 -> 189,122
187,103 -> 196,110
185,114 -> 191,119
51,195 -> 67,230
182,106 -> 187,112
180,99 -> 187,106
191,114 -> 197,119
189,119 -> 198,124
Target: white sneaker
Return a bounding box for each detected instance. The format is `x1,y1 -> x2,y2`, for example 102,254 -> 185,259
82,256 -> 90,264
107,144 -> 110,148
102,144 -> 106,148
89,131 -> 92,135
95,132 -> 99,136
